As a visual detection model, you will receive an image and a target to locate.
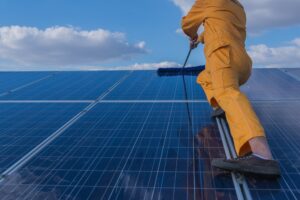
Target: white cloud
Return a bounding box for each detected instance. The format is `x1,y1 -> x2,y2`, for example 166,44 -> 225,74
248,38 -> 300,68
293,38 -> 300,46
81,61 -> 182,71
171,0 -> 300,32
172,0 -> 194,14
175,28 -> 183,35
0,26 -> 146,67
241,0 -> 300,31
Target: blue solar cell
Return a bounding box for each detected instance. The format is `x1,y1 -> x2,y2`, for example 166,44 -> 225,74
0,103 -> 235,199
0,103 -> 87,173
0,72 -> 51,94
0,71 -> 129,100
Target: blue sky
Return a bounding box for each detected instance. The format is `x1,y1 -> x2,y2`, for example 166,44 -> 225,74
0,0 -> 299,70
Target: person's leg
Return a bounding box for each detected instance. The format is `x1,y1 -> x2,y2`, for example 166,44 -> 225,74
232,46 -> 274,159
207,47 -> 265,156
198,55 -> 270,157
199,47 -> 274,158
213,81 -> 266,156
207,45 -> 280,176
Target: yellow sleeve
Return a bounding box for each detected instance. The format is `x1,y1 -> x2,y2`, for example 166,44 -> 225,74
181,0 -> 206,39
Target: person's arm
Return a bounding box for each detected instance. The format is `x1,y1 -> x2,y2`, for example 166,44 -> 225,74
181,0 -> 206,39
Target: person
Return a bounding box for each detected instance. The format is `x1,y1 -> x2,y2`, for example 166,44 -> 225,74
181,0 -> 280,176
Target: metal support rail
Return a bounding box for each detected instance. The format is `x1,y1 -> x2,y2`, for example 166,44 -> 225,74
216,117 -> 253,200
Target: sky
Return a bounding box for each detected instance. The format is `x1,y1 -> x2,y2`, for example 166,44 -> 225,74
0,0 -> 299,70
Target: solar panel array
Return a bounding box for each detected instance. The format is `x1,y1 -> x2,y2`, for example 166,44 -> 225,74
0,68 -> 299,200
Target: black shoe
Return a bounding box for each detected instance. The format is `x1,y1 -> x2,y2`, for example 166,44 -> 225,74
212,154 -> 281,177
211,108 -> 225,118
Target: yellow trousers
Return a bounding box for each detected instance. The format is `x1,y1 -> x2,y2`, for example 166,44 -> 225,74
197,44 -> 265,156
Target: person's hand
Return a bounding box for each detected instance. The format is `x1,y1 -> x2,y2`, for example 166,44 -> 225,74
190,35 -> 199,49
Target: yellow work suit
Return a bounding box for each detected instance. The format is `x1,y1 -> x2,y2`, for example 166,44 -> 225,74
182,0 -> 265,156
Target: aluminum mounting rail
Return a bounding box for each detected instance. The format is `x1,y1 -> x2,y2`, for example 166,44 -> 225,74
215,116 -> 253,200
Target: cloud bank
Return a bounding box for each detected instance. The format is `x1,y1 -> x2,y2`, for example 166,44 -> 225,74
172,0 -> 300,31
248,38 -> 300,68
172,0 -> 194,14
0,26 -> 146,67
81,61 -> 182,71
242,0 -> 300,31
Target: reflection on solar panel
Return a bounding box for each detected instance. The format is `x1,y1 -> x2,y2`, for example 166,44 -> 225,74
0,69 -> 299,200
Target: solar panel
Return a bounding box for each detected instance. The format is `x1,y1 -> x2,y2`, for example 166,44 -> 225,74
0,103 -> 87,173
0,69 -> 299,200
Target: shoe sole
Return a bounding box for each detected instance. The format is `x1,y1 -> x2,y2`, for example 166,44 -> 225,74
212,160 -> 281,177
